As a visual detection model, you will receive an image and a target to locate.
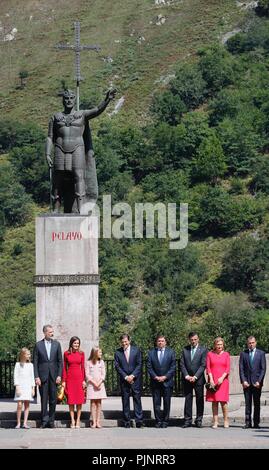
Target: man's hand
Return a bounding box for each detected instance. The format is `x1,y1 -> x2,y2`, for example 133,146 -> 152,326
56,376 -> 61,385
35,377 -> 41,387
46,155 -> 53,168
106,88 -> 116,101
243,381 -> 250,389
254,381 -> 261,388
126,375 -> 134,384
157,376 -> 167,383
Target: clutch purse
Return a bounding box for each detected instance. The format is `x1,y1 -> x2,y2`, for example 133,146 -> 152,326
57,384 -> 65,403
205,382 -> 217,392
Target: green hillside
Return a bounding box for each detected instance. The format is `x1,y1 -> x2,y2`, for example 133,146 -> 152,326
1,0 -> 269,359
0,0 -> 246,126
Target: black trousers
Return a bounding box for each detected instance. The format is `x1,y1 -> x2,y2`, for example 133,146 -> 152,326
183,382 -> 204,424
244,385 -> 262,426
152,384 -> 173,424
39,378 -> 57,425
120,382 -> 143,424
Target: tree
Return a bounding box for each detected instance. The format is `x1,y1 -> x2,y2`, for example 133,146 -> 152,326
151,90 -> 186,125
198,45 -> 235,94
9,144 -> 50,204
0,160 -> 32,226
170,63 -> 207,110
191,132 -> 227,183
219,236 -> 269,294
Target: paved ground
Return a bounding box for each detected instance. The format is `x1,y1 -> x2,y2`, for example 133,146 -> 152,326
1,395 -> 269,449
0,424 -> 269,449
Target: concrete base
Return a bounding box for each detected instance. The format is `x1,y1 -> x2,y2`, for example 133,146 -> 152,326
35,214 -> 99,357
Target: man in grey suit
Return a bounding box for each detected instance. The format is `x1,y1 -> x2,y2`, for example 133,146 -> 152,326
33,325 -> 63,428
180,332 -> 207,428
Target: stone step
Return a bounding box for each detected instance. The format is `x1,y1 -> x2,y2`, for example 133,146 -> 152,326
1,416 -> 269,429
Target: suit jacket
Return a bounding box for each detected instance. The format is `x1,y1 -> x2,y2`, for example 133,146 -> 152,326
239,348 -> 266,386
180,345 -> 207,386
114,345 -> 142,389
33,339 -> 63,382
147,347 -> 176,388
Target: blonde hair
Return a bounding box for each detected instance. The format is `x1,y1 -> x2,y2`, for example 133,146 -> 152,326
18,348 -> 31,363
213,337 -> 225,351
88,347 -> 102,364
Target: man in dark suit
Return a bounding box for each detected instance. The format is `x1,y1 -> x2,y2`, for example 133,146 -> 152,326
239,335 -> 266,429
33,324 -> 63,428
180,332 -> 207,428
147,334 -> 176,428
114,334 -> 144,428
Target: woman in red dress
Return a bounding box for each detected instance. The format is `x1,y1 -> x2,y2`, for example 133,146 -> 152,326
206,337 -> 230,429
62,336 -> 86,428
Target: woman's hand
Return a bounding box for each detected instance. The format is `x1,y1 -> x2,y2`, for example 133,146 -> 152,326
82,381 -> 87,389
16,386 -> 21,397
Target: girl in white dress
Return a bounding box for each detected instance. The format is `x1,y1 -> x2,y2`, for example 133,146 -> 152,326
86,347 -> 107,428
14,348 -> 35,429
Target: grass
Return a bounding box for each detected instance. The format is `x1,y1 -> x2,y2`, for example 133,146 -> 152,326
0,0 -> 248,129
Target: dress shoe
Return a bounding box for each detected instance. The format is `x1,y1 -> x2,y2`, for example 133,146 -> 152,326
243,424 -> 252,429
47,422 -> 55,428
182,423 -> 192,428
41,423 -> 48,429
136,422 -> 144,428
124,422 -> 131,428
253,424 -> 260,429
195,422 -> 203,428
161,422 -> 168,428
155,422 -> 162,428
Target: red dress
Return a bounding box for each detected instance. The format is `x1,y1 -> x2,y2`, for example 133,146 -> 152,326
62,351 -> 86,405
206,351 -> 230,402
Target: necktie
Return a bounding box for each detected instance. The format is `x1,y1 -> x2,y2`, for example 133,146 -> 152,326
250,350 -> 254,366
191,347 -> 196,361
124,348 -> 129,363
159,349 -> 164,364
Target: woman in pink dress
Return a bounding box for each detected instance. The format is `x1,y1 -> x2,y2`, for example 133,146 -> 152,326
206,337 -> 230,428
62,336 -> 86,428
86,347 -> 107,428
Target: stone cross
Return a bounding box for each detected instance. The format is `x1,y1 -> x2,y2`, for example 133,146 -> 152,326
55,21 -> 101,111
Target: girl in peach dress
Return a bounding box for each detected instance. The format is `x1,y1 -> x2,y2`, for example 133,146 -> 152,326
86,347 -> 107,428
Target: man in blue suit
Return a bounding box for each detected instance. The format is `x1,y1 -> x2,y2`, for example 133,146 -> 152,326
239,336 -> 266,429
147,335 -> 176,428
114,334 -> 144,428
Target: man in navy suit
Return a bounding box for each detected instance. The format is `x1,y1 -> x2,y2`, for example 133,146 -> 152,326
33,325 -> 63,428
114,334 -> 144,428
147,334 -> 176,428
239,336 -> 266,429
180,332 -> 207,428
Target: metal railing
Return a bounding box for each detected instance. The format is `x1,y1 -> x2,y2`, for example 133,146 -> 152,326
0,359 -> 183,398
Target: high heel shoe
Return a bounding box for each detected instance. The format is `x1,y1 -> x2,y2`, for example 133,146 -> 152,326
96,423 -> 102,428
70,422 -> 75,429
224,421 -> 229,428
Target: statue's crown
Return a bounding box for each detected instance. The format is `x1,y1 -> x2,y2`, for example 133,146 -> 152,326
62,89 -> 75,99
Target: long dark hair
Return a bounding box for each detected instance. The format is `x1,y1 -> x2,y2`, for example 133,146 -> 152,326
68,336 -> 82,353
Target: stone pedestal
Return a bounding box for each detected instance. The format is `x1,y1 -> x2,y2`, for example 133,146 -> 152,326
34,214 -> 99,358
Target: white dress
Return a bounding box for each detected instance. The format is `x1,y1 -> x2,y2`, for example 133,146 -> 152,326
13,362 -> 35,401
